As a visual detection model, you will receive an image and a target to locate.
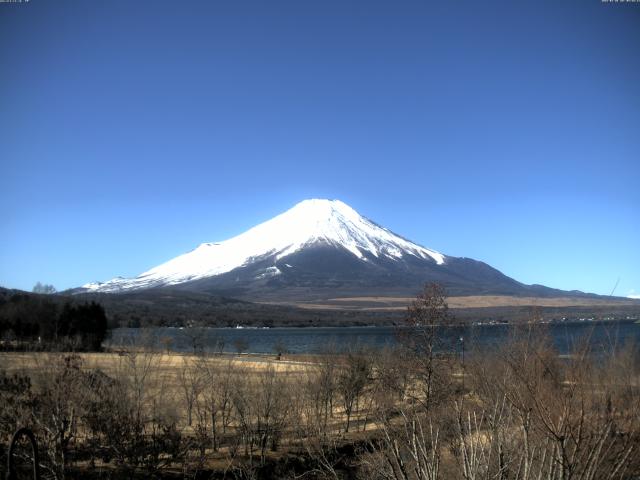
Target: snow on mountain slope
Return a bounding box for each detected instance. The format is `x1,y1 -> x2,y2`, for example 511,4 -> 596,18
82,199 -> 446,293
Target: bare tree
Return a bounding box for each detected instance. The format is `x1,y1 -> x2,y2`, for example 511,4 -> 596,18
183,324 -> 207,355
32,282 -> 57,294
31,354 -> 91,479
194,357 -> 237,452
254,364 -> 292,460
337,351 -> 372,433
233,337 -> 249,355
177,356 -> 203,427
401,282 -> 456,410
459,326 -> 640,480
273,340 -> 288,360
304,355 -> 337,439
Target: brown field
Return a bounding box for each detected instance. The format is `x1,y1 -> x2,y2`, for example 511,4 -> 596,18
271,294 -> 640,311
0,349 -> 385,474
0,350 -> 314,377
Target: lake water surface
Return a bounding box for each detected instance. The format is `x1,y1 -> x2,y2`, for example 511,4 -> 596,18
108,320 -> 640,355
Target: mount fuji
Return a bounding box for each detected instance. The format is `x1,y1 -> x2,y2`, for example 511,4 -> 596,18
77,199 -> 589,301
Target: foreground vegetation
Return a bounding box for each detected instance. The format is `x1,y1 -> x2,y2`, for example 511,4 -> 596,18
1,285 -> 639,479
2,334 -> 638,479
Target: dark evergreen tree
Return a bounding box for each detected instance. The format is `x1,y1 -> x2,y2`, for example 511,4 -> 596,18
0,296 -> 108,351
58,302 -> 108,350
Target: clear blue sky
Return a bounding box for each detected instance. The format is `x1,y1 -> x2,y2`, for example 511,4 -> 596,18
1,0 -> 638,296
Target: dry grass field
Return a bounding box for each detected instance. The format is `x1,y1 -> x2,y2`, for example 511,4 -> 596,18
0,351 -> 313,375
299,295 -> 640,310
2,323 -> 640,479
268,294 -> 640,311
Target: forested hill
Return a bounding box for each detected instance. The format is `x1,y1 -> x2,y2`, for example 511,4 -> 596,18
2,287 -> 640,336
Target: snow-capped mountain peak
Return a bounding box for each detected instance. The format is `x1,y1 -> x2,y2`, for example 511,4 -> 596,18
81,199 -> 445,293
